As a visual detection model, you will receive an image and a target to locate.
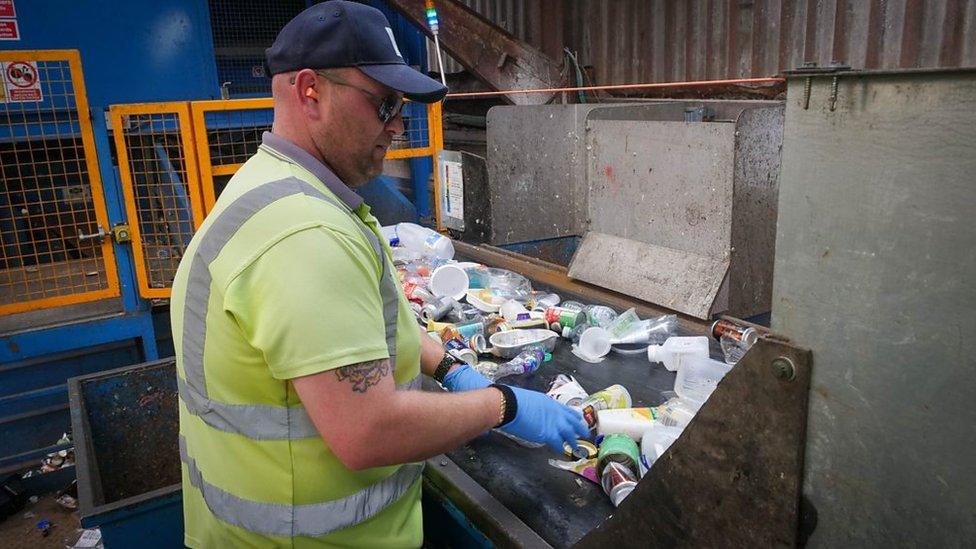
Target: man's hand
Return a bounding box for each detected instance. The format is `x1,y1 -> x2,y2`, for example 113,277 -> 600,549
498,386 -> 589,452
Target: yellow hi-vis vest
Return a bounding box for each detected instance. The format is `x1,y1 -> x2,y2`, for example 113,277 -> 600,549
172,140 -> 423,548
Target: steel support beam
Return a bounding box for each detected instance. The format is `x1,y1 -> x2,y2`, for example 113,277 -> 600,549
385,0 -> 565,105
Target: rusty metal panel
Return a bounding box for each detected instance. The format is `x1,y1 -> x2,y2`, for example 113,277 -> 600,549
729,104 -> 785,318
485,104 -> 596,243
569,231 -> 729,319
576,338 -> 811,548
584,118 -> 736,259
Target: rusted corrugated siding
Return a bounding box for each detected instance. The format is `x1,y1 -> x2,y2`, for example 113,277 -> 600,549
433,0 -> 976,84
568,0 -> 976,84
430,0 -> 537,74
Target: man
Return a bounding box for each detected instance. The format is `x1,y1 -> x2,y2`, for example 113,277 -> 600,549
171,2 -> 587,547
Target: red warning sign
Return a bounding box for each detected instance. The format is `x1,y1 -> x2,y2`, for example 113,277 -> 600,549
0,19 -> 17,40
0,0 -> 15,18
3,61 -> 42,101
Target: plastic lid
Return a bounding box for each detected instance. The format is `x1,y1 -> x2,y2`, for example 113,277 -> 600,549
430,264 -> 469,301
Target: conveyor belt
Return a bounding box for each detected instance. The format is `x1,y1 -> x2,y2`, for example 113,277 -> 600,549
439,261 -> 723,547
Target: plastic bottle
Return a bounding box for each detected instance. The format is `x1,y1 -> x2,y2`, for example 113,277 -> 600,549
394,223 -> 455,260
640,426 -> 683,476
596,407 -> 658,439
380,224 -> 399,246
646,336 -> 710,372
672,355 -> 733,404
485,347 -> 547,381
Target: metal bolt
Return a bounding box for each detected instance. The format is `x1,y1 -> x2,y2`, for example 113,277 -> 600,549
803,77 -> 812,110
829,76 -> 839,111
772,357 -> 796,381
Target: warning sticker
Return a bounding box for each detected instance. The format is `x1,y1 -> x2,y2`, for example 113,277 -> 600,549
0,19 -> 17,40
2,61 -> 42,101
0,0 -> 15,18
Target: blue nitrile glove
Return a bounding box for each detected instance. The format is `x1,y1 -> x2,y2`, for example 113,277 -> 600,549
442,363 -> 492,392
499,386 -> 589,453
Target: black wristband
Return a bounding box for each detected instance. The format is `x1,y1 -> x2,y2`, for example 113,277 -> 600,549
490,384 -> 518,427
432,354 -> 461,384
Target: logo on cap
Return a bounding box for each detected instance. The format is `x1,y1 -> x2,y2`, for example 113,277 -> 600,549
385,27 -> 403,59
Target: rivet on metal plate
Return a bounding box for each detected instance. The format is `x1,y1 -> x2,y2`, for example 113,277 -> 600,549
772,357 -> 796,381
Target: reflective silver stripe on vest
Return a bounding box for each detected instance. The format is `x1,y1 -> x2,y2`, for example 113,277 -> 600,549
180,435 -> 423,537
180,177 -> 409,440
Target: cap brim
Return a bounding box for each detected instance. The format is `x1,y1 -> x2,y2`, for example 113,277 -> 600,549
359,63 -> 448,103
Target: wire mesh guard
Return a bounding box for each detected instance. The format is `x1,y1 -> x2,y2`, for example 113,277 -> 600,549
392,101 -> 431,152
0,58 -> 112,312
208,0 -> 307,97
117,111 -> 197,291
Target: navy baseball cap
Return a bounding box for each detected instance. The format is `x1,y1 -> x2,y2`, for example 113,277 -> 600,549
265,1 -> 448,103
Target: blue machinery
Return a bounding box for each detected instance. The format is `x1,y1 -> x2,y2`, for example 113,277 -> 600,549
0,0 -> 435,477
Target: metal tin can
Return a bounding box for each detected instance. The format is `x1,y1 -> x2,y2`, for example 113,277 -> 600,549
444,339 -> 478,365
597,433 -> 641,477
580,384 -> 633,429
456,320 -> 486,340
600,461 -> 638,507
563,439 -> 598,460
421,296 -> 455,323
710,318 -> 759,346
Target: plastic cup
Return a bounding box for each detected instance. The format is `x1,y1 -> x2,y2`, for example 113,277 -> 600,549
578,327 -> 612,359
430,264 -> 469,300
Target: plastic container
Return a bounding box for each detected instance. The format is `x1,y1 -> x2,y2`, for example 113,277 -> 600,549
429,264 -> 469,300
639,426 -> 683,476
489,329 -> 558,358
394,223 -> 455,260
499,299 -> 530,322
596,407 -> 658,440
531,293 -> 561,312
580,385 -> 632,430
655,397 -> 701,429
613,314 -> 677,346
585,305 -> 618,328
673,355 -> 733,404
380,224 -> 399,246
606,308 -> 642,340
646,336 -> 711,372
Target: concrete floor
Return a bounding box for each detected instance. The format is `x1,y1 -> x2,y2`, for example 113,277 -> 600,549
0,493 -> 85,549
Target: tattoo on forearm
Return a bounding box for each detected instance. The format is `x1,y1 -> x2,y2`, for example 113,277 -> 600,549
335,360 -> 390,393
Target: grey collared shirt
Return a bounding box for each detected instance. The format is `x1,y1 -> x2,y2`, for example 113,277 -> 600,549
258,131 -> 364,211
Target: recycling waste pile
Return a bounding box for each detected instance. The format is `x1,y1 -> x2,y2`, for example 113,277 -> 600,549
384,223 -> 760,510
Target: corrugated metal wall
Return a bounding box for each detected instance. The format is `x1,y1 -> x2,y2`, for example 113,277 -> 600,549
431,0 -> 976,85
430,0 -> 536,74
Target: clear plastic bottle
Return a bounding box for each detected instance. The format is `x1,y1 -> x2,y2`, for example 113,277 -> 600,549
485,347 -> 547,381
394,223 -> 455,260
672,355 -> 733,403
645,336 -> 710,372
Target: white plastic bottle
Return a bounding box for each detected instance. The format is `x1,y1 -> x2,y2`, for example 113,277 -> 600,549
394,223 -> 455,260
646,336 -> 710,372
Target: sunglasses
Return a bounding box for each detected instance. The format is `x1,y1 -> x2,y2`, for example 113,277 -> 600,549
314,70 -> 404,124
